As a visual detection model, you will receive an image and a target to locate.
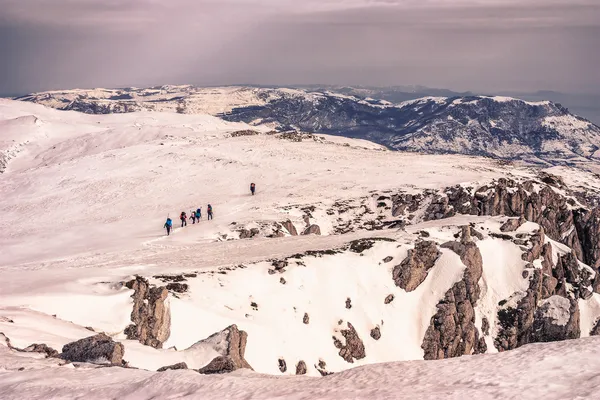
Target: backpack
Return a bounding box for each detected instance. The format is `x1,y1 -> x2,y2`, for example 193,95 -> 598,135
207,205 -> 212,212
166,218 -> 172,227
181,212 -> 186,219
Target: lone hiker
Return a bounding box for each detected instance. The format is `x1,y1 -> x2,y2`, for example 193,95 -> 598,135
190,210 -> 196,224
207,204 -> 213,220
164,217 -> 173,236
250,182 -> 256,196
180,211 -> 187,227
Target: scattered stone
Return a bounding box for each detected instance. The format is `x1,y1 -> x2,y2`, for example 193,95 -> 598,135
349,239 -> 375,253
278,358 -> 287,373
251,302 -> 258,310
370,327 -> 381,340
303,313 -> 310,324
124,277 -> 171,348
280,277 -> 287,285
419,231 -> 431,238
157,362 -> 188,372
384,294 -> 395,304
0,317 -> 14,323
166,283 -> 188,293
393,241 -> 441,292
590,319 -> 600,336
481,317 -> 490,336
85,327 -> 95,332
345,298 -> 352,309
295,360 -> 307,375
61,334 -> 125,366
382,256 -> 394,263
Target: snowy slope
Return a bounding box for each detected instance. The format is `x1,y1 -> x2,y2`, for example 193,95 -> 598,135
18,86 -> 600,166
3,98 -> 600,396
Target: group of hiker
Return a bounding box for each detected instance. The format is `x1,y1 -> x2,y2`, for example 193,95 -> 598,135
163,183 -> 256,236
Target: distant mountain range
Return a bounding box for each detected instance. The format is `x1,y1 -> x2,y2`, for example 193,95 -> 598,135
16,85 -> 600,166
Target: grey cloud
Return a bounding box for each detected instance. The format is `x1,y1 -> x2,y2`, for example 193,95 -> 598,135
0,0 -> 598,95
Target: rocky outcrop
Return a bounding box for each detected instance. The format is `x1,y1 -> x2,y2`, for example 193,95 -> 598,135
239,228 -> 260,239
198,356 -> 236,374
422,227 -> 484,360
194,325 -> 252,373
157,362 -> 188,372
281,220 -> 298,236
22,344 -> 59,358
333,322 -> 366,363
384,294 -> 395,304
302,225 -> 322,235
573,208 -> 600,290
303,313 -> 310,324
393,241 -> 441,292
295,360 -> 307,375
124,277 -> 171,348
531,296 -> 580,342
278,358 -> 287,373
61,334 -> 125,366
500,216 -> 526,232
590,319 -> 600,336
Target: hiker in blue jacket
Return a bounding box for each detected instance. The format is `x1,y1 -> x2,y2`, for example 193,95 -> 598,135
164,217 -> 173,235
196,208 -> 202,221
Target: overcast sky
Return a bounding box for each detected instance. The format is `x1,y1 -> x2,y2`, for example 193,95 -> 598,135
0,0 -> 598,95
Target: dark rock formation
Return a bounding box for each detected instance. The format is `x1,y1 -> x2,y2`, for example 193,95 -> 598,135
157,362 -> 188,372
334,323 -> 366,363
278,358 -> 287,373
302,225 -> 322,235
282,220 -> 298,236
345,298 -> 352,309
500,216 -> 526,232
124,277 -> 171,348
370,327 -> 381,340
393,241 -> 441,292
239,228 -> 261,239
422,227 -> 484,360
198,356 -> 236,374
61,334 -> 125,366
384,294 -> 395,304
315,359 -> 332,376
166,283 -> 188,293
303,313 -> 310,324
383,256 -> 394,263
590,319 -> 600,336
296,360 -> 307,375
22,344 -> 59,358
193,325 -> 252,373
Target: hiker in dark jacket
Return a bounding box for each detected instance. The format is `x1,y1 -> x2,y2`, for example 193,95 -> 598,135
180,211 -> 187,227
250,182 -> 256,196
207,204 -> 213,220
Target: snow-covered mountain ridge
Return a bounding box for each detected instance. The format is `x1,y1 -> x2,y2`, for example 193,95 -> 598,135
2,98 -> 600,397
17,85 -> 600,166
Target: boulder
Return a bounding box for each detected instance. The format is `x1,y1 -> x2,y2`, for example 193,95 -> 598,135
61,333 -> 125,366
384,294 -> 395,304
303,313 -> 310,324
500,216 -> 526,232
295,360 -> 307,375
278,358 -> 287,373
393,241 -> 441,292
302,225 -> 322,235
198,356 -> 236,374
124,277 -> 171,348
157,362 -> 188,372
193,324 -> 252,372
370,327 -> 381,340
334,322 -> 366,363
282,220 -> 298,236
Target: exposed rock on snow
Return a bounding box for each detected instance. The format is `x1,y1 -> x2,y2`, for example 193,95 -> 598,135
370,327 -> 381,340
334,322 -> 366,363
281,220 -> 298,236
303,313 -> 310,324
278,358 -> 287,373
302,225 -> 322,235
393,240 -> 441,292
422,227 -> 485,359
384,294 -> 395,304
157,362 -> 188,372
197,356 -> 236,374
22,344 -> 59,358
295,360 -> 307,375
531,296 -> 580,342
61,334 -> 125,366
500,217 -> 526,232
124,277 -> 171,349
192,325 -> 252,372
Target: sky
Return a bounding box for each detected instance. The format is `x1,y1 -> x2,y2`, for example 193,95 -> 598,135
0,0 -> 599,96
